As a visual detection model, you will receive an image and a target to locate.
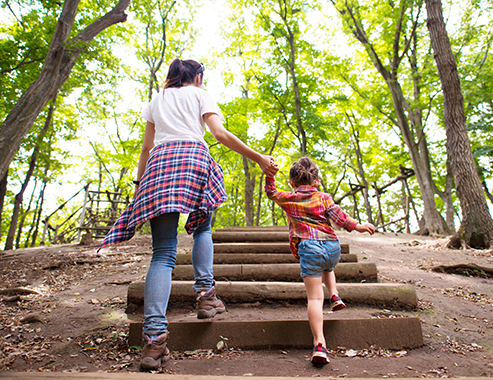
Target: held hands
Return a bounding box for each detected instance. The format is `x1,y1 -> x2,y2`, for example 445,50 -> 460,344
355,222 -> 375,235
258,155 -> 279,177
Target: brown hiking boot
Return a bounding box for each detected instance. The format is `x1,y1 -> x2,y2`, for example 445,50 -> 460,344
196,284 -> 227,319
140,331 -> 170,371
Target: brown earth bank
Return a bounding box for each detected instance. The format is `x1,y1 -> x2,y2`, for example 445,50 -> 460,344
0,230 -> 492,377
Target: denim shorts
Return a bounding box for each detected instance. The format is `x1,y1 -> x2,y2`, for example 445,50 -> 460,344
298,239 -> 341,278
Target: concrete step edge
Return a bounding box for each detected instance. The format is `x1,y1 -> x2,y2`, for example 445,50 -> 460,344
176,253 -> 358,264
128,281 -> 418,309
172,262 -> 378,283
128,317 -> 424,351
213,242 -> 350,254
9,374 -> 478,380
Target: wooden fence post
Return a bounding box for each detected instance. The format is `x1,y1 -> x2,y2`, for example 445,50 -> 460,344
77,184 -> 90,243
373,183 -> 385,231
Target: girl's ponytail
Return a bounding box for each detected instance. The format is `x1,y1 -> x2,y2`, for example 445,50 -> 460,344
164,58 -> 185,89
164,58 -> 204,89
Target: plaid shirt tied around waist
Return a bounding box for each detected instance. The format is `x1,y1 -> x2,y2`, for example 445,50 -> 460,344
99,141 -> 227,250
264,176 -> 357,259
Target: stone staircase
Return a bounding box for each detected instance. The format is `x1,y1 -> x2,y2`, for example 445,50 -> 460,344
127,226 -> 423,352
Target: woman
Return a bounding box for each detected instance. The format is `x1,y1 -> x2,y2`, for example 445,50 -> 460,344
99,58 -> 276,371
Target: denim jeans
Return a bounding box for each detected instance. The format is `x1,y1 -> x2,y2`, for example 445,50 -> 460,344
143,212 -> 214,335
298,239 -> 341,278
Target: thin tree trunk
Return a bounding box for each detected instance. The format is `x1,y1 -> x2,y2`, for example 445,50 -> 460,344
287,33 -> 307,154
4,96 -> 56,250
271,199 -> 277,225
256,175 -> 264,226
425,0 -> 493,248
483,181 -> 493,204
242,156 -> 256,226
30,178 -> 48,247
145,0 -> 176,101
272,2 -> 307,154
346,112 -> 374,224
332,0 -> 449,235
0,0 -> 130,180
233,186 -> 239,226
404,178 -> 422,229
0,170 -> 8,239
16,180 -> 37,249
387,79 -> 449,235
256,119 -> 281,226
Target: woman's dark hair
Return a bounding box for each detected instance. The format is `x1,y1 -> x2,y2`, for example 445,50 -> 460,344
164,58 -> 204,89
289,156 -> 320,187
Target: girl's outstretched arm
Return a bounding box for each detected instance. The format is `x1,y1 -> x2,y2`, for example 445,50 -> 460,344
354,223 -> 375,235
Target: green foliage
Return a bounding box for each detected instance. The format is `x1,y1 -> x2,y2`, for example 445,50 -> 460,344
2,0 -> 493,247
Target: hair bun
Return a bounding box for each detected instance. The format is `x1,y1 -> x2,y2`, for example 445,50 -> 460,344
289,156 -> 320,187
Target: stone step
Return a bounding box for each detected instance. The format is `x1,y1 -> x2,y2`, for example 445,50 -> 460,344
216,226 -> 288,232
172,262 -> 377,283
127,281 -> 417,309
176,253 -> 357,265
213,242 -> 350,254
127,317 -> 424,351
213,231 -> 290,242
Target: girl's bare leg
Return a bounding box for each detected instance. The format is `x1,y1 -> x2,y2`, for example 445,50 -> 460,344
323,271 -> 337,297
303,276 -> 326,346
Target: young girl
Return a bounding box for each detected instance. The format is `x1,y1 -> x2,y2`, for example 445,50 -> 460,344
99,58 -> 277,371
264,156 -> 374,364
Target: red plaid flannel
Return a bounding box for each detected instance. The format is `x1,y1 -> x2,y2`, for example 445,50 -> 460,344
264,176 -> 358,259
98,141 -> 227,251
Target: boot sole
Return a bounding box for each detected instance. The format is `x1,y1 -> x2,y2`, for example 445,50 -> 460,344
197,307 -> 226,319
140,356 -> 161,371
139,349 -> 170,371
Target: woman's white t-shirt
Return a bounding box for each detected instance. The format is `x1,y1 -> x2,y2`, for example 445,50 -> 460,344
141,86 -> 224,146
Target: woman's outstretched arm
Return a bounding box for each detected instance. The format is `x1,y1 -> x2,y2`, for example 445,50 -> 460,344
204,113 -> 277,177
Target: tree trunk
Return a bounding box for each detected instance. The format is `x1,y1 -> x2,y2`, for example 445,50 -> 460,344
386,79 -> 449,235
29,178 -> 48,247
15,181 -> 38,249
0,170 -> 8,239
0,0 -> 130,180
16,180 -> 38,248
287,33 -> 307,154
242,156 -> 256,226
256,173 -> 264,226
144,0 -> 176,101
332,0 -> 450,236
4,97 -> 55,250
425,0 -> 493,248
433,160 -> 456,231
273,5 -> 307,154
347,112 -> 374,224
256,119 -> 281,226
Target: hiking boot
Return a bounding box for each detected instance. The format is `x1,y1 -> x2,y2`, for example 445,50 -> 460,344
311,342 -> 330,364
196,284 -> 226,319
140,331 -> 170,371
329,294 -> 346,311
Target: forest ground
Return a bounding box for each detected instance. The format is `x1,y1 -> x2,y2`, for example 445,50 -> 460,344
1,230 -> 493,378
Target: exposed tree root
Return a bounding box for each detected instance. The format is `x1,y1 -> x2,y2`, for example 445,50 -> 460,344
432,263 -> 493,279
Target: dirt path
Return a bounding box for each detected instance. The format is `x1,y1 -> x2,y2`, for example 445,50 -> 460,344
1,231 -> 492,377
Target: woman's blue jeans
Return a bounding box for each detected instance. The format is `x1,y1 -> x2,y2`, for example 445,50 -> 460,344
143,212 -> 214,335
